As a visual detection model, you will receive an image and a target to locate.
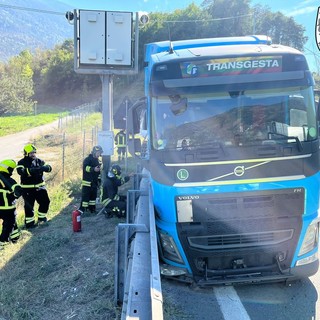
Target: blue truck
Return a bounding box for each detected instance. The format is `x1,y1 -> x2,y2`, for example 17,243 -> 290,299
128,35 -> 320,285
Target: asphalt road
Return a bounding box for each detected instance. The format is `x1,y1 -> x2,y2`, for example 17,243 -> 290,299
162,267 -> 319,319
0,120 -> 61,160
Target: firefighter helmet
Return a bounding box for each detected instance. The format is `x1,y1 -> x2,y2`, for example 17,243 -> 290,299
23,144 -> 37,155
0,159 -> 17,175
92,145 -> 103,155
108,164 -> 121,177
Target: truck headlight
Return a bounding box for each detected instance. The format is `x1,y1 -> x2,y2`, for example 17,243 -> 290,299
298,221 -> 319,256
159,232 -> 184,264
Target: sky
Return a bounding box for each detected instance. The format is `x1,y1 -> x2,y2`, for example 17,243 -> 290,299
250,0 -> 320,73
63,0 -> 320,73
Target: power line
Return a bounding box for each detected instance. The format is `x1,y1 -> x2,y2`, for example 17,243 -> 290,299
0,3 -> 65,16
303,45 -> 320,74
154,13 -> 253,24
0,3 -> 253,22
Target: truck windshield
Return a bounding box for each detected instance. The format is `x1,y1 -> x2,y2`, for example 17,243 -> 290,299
151,86 -> 317,151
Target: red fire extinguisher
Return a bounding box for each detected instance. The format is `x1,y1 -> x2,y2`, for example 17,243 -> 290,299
72,207 -> 82,232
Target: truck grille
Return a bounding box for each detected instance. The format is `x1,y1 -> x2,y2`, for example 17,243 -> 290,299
176,188 -> 304,278
188,229 -> 294,250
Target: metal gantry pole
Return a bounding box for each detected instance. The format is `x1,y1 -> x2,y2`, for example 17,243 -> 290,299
125,98 -> 128,173
101,74 -> 114,183
62,132 -> 66,181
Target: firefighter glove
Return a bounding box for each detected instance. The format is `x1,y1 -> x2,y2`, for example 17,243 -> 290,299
42,165 -> 52,172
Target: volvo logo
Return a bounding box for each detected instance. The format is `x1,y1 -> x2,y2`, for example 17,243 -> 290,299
178,195 -> 200,200
234,166 -> 245,176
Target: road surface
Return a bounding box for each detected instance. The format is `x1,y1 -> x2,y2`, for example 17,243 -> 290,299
0,120 -> 61,160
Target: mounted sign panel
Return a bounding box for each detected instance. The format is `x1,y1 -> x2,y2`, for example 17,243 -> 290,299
98,131 -> 114,155
106,11 -> 132,66
76,10 -> 135,74
79,10 -> 106,65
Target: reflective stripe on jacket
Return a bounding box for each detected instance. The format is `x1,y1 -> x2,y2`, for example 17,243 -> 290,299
82,154 -> 101,188
17,156 -> 48,187
0,173 -> 20,209
115,132 -> 126,147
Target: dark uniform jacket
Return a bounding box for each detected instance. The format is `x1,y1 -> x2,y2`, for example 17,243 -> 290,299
17,157 -> 51,187
0,172 -> 22,209
115,131 -> 126,147
101,174 -> 129,206
82,154 -> 101,188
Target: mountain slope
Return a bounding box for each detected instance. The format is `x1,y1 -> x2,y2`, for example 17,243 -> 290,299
0,0 -> 73,61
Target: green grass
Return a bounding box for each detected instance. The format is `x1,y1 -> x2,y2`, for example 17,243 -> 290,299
0,112 -> 124,319
0,114 -> 62,136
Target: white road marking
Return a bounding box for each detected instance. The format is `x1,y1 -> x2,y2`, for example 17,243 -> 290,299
214,286 -> 250,320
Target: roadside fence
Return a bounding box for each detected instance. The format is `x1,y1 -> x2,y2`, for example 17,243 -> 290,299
41,101 -> 102,184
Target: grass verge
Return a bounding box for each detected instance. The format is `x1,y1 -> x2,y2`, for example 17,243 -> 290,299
0,114 -> 63,137
0,113 -> 125,319
0,111 -> 182,319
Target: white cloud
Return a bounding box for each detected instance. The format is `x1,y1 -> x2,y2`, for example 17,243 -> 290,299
296,0 -> 317,8
287,6 -> 317,17
281,0 -> 318,17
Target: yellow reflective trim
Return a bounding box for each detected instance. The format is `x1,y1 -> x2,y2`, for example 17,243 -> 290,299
0,189 -> 15,209
38,212 -> 46,218
81,180 -> 91,187
10,229 -> 21,240
173,175 -> 306,187
0,205 -> 15,209
21,182 -> 45,188
85,166 -> 91,172
165,154 -> 312,167
102,198 -> 111,206
12,183 -> 19,192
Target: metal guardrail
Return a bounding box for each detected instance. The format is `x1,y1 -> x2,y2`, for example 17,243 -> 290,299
115,169 -> 163,319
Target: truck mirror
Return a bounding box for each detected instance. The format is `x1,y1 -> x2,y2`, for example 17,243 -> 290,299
127,97 -> 147,158
128,97 -> 147,134
128,137 -> 142,158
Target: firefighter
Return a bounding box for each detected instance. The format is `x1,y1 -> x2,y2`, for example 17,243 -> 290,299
79,145 -> 103,213
16,144 -> 52,229
0,159 -> 23,250
114,129 -> 126,162
100,164 -> 131,218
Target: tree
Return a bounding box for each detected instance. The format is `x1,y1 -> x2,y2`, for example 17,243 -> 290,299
202,0 -> 253,36
36,40 -> 100,101
138,4 -> 211,69
0,2 -> 309,115
252,4 -> 307,50
0,50 -> 34,115
313,72 -> 320,90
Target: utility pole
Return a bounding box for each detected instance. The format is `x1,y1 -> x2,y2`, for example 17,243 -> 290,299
100,74 -> 114,181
